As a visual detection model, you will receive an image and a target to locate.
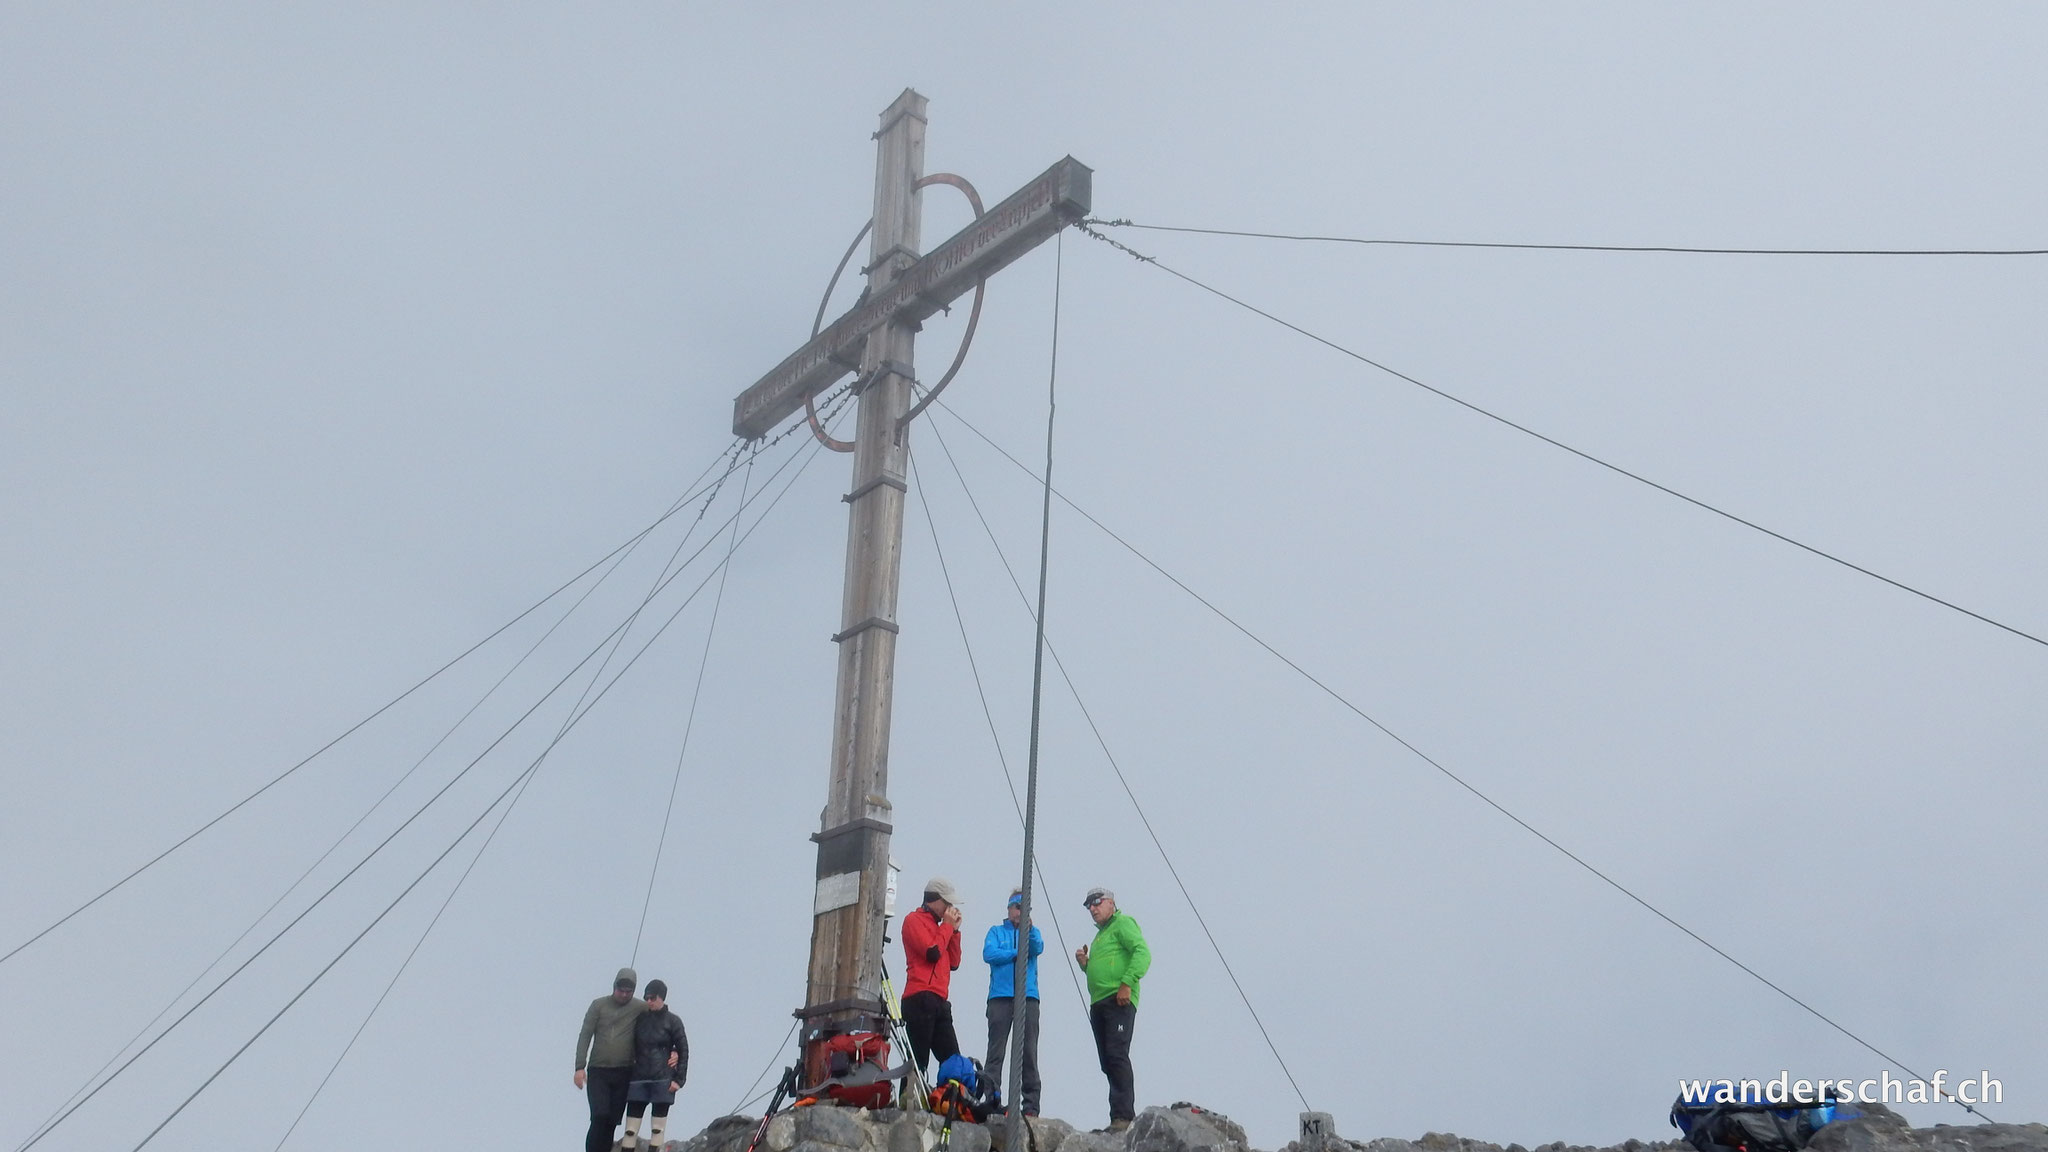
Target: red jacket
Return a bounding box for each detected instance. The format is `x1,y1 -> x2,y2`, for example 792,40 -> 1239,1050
901,906 -> 962,999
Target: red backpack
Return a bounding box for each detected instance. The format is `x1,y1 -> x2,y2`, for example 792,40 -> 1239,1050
816,1031 -> 894,1109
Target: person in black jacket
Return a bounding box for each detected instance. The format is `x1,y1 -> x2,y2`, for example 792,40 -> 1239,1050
621,979 -> 689,1152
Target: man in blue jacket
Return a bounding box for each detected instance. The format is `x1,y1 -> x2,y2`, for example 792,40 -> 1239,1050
983,887 -> 1045,1115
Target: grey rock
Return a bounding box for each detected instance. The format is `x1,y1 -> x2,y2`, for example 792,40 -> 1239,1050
1062,1130 -> 1130,1152
948,1122 -> 993,1152
1809,1106 -> 1918,1152
796,1106 -> 870,1150
993,1116 -> 1069,1152
886,1115 -> 934,1152
1916,1123 -> 2048,1152
1129,1105 -> 1250,1152
695,1114 -> 765,1152
1289,1135 -> 1371,1152
1026,1117 -> 1082,1152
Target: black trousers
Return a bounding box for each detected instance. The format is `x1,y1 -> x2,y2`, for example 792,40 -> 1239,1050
900,989 -> 960,1080
1088,997 -> 1138,1122
984,996 -> 1041,1114
584,1065 -> 632,1152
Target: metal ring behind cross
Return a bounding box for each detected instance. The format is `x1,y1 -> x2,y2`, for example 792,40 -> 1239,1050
804,173 -> 987,452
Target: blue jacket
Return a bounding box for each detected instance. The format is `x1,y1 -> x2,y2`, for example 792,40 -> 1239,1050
983,919 -> 1044,1001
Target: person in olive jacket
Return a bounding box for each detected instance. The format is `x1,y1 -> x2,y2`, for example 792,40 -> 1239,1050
620,979 -> 688,1152
574,967 -> 647,1152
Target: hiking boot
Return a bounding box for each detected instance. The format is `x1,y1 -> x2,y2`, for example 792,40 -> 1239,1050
1110,1119 -> 1131,1133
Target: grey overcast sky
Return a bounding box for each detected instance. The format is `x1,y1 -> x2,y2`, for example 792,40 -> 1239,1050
4,6 -> 2044,1150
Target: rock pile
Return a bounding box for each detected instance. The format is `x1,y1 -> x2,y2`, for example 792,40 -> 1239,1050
668,1102 -> 1254,1152
1804,1104 -> 2048,1152
666,1101 -> 2048,1152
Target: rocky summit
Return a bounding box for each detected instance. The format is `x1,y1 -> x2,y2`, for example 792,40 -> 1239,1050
664,1102 -> 2048,1152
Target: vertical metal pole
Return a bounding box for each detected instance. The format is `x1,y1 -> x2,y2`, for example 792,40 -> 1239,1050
1007,233 -> 1060,1151
799,89 -> 926,1074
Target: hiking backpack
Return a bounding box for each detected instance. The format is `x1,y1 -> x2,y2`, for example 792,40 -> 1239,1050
817,1031 -> 895,1109
929,1055 -> 995,1123
1670,1082 -> 1854,1152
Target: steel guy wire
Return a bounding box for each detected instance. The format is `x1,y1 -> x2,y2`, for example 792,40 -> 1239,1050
1087,217 -> 2048,256
917,401 -> 1314,1114
18,466 -> 715,1152
278,432 -> 806,1147
906,449 -> 1090,1015
273,569 -> 656,1151
18,457 -> 761,1147
275,430 -> 822,1150
32,435 -> 760,1145
931,396 -> 1996,1123
138,747 -> 552,1150
127,428 -> 835,1151
8,386 -> 841,977
0,436 -> 759,971
2,407 -> 841,976
18,431 -> 826,1152
272,758 -> 542,1151
634,449 -> 757,966
727,1018 -> 802,1115
1074,222 -> 2048,655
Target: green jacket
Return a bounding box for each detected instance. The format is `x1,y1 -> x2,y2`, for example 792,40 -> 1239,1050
576,995 -> 646,1070
1083,911 -> 1151,1006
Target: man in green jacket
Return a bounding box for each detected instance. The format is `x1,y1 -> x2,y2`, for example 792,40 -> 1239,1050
574,967 -> 647,1152
1074,887 -> 1150,1131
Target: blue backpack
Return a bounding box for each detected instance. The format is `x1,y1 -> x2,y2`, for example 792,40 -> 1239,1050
935,1054 -> 978,1094
931,1055 -> 997,1122
1671,1081 -> 1858,1152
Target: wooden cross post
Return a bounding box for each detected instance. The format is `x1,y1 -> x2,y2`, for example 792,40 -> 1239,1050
729,89 -> 1089,1086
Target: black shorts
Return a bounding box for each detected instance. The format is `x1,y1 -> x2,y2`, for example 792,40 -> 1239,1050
626,1078 -> 676,1105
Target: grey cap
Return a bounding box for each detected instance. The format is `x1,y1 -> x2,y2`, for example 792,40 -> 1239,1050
1083,886 -> 1114,908
645,979 -> 668,1001
923,876 -> 960,905
614,967 -> 638,990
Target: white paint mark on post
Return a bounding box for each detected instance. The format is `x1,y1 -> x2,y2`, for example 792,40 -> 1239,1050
814,872 -> 861,915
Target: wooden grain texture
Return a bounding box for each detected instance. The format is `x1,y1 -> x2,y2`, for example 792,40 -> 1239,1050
801,88 -> 925,1051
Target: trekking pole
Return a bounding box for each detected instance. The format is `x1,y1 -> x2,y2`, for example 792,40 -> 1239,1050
878,926 -> 928,1110
742,1065 -> 798,1152
878,954 -> 930,1110
933,1083 -> 956,1152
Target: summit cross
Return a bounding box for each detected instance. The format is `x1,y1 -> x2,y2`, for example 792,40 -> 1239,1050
727,88 -> 1089,1088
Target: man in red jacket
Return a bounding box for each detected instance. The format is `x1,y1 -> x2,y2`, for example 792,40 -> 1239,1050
899,875 -> 964,1089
